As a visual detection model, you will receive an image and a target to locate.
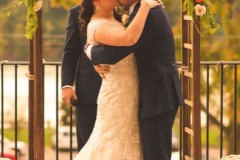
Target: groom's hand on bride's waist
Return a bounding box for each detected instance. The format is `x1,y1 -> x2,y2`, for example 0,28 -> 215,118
85,44 -> 110,78
94,64 -> 110,79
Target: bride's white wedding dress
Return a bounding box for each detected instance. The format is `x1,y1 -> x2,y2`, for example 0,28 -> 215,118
74,19 -> 143,160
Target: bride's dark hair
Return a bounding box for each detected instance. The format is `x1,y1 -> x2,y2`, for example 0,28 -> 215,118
79,0 -> 95,35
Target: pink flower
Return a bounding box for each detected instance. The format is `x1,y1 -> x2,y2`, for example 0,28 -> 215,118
194,4 -> 207,16
34,0 -> 43,12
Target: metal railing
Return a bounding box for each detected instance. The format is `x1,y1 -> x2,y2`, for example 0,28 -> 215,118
0,61 -> 239,160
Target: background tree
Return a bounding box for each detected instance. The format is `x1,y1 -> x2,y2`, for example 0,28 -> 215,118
50,0 -> 80,9
199,0 -> 240,154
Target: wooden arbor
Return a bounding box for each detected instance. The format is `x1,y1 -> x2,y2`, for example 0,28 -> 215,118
27,0 -> 202,160
180,0 -> 202,159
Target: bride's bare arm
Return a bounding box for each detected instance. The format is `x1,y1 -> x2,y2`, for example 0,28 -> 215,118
93,0 -> 160,46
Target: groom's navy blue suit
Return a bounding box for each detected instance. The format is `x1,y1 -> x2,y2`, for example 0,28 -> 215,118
89,2 -> 183,160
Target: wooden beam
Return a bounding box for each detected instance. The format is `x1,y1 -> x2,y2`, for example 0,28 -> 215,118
181,1 -> 192,159
192,15 -> 202,160
184,155 -> 193,160
29,3 -> 44,160
34,8 -> 44,160
28,39 -> 34,160
184,99 -> 193,108
184,71 -> 193,78
184,43 -> 193,50
183,15 -> 193,21
184,127 -> 194,136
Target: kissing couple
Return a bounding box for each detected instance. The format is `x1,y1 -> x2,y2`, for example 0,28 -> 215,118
70,0 -> 183,159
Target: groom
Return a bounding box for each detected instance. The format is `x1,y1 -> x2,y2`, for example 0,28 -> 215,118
86,0 -> 183,159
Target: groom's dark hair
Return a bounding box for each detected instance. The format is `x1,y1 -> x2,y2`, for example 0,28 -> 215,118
113,8 -> 122,22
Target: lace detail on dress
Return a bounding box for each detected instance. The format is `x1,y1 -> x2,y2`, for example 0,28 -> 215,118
87,19 -> 104,45
74,19 -> 142,160
87,19 -> 124,45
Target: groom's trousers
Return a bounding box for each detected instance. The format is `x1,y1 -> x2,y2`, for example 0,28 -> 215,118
75,104 -> 97,151
140,107 -> 178,160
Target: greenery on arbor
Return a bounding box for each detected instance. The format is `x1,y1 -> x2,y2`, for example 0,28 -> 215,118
2,0 -> 220,38
183,0 -> 220,35
1,0 -> 80,39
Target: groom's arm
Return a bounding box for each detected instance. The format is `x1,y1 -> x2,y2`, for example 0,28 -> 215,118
89,7 -> 162,65
62,7 -> 82,87
61,7 -> 81,105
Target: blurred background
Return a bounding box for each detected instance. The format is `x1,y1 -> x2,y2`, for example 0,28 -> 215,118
0,0 -> 240,160
0,0 -> 240,61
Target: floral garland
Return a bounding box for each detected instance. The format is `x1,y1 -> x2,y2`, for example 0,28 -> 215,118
183,0 -> 220,35
2,0 -> 43,39
116,0 -> 220,35
2,0 -> 220,38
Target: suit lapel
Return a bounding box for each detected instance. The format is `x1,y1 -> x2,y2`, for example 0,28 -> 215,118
126,1 -> 141,26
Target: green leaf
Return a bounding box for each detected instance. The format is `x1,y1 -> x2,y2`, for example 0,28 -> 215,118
5,9 -> 11,16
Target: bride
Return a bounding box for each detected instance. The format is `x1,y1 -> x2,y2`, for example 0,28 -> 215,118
74,0 -> 159,159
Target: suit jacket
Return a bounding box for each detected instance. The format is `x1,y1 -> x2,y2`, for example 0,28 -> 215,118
61,5 -> 102,104
90,2 -> 183,120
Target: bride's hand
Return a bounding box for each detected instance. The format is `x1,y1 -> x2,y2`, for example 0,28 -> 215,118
141,0 -> 161,9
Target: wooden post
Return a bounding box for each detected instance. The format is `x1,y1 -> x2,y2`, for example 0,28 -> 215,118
181,12 -> 191,160
192,16 -> 201,160
181,1 -> 202,159
28,39 -> 35,160
29,3 -> 44,160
